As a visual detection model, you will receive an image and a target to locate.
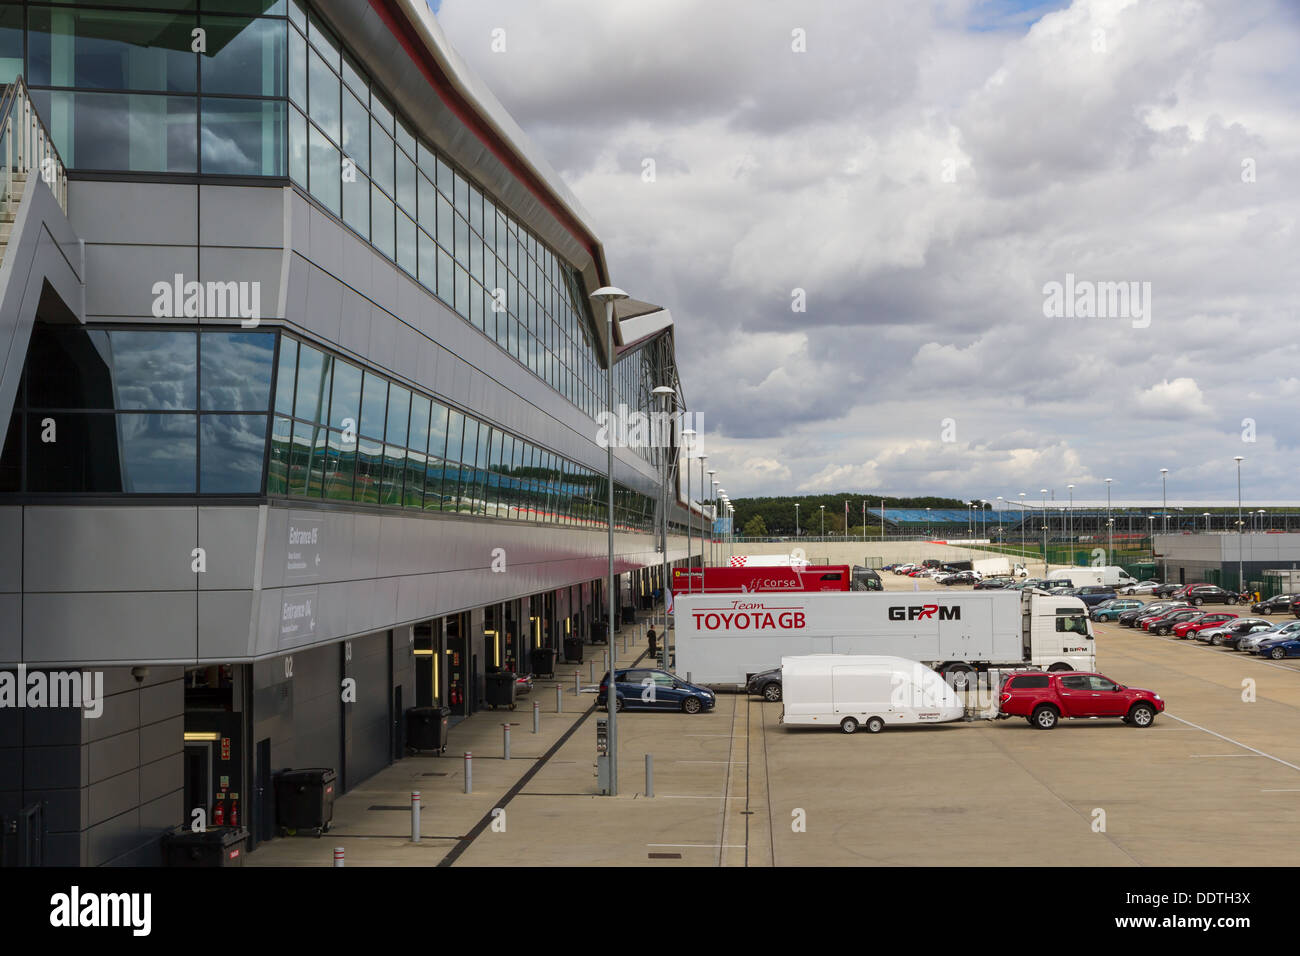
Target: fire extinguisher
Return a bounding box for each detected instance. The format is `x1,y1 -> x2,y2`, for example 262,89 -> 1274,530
214,798 -> 225,826
229,797 -> 239,827
450,686 -> 462,706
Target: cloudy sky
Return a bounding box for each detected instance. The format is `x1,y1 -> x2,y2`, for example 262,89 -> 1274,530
434,0 -> 1300,505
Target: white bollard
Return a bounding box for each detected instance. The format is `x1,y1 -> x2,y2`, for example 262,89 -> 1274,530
464,752 -> 473,794
503,722 -> 511,760
555,682 -> 562,714
574,671 -> 581,695
411,791 -> 421,843
334,846 -> 345,867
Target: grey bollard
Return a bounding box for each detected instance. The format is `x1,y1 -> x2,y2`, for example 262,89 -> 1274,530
464,751 -> 473,794
589,661 -> 595,682
574,671 -> 581,695
334,846 -> 345,867
604,651 -> 609,671
533,699 -> 540,733
411,791 -> 421,843
555,682 -> 562,714
503,723 -> 511,760
645,754 -> 654,798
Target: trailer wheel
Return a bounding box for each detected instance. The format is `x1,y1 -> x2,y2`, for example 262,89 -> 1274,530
943,665 -> 974,690
762,682 -> 782,702
1032,705 -> 1059,730
865,716 -> 885,734
840,716 -> 859,734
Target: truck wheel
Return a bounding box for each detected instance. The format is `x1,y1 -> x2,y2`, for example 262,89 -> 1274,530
1047,663 -> 1072,673
762,682 -> 782,702
1128,703 -> 1156,727
1032,706 -> 1058,730
865,716 -> 885,733
840,716 -> 858,734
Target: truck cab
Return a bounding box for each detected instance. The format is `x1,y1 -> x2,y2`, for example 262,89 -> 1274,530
1024,592 -> 1095,672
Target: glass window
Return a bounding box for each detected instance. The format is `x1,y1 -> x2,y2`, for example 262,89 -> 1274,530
201,332 -> 274,411
454,214 -> 468,262
359,371 -> 387,438
307,13 -> 340,71
395,117 -> 416,159
28,8 -> 196,93
289,106 -> 307,186
371,185 -> 395,260
307,49 -> 339,141
435,156 -> 453,196
417,229 -> 436,291
34,90 -> 197,173
418,171 -> 436,224
322,427 -> 355,500
201,16 -> 286,97
454,170 -> 469,215
0,5 -> 22,84
267,415 -> 291,494
370,123 -> 394,195
108,331 -> 196,410
341,50 -> 367,98
380,444 -> 404,506
273,337 -> 297,415
395,150 -> 416,214
329,359 -> 362,431
436,192 -> 453,247
200,414 -> 267,493
384,384 -> 410,446
408,393 -> 431,453
437,245 -> 454,300
288,24 -> 306,107
342,168 -> 370,239
293,344 -> 330,423
455,266 -> 470,320
201,98 -> 286,176
427,402 -> 449,462
371,90 -> 393,132
341,88 -> 369,170
119,413 -> 197,493
288,0 -> 306,31
396,211 -> 417,276
354,436 -> 381,503
403,446 -> 425,509
308,124 -> 340,215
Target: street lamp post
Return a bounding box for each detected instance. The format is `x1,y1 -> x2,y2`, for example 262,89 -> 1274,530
1104,478 -> 1113,566
1067,484 -> 1074,566
1018,493 -> 1026,563
1235,456 -> 1245,591
1160,468 -> 1168,584
1040,489 -> 1048,575
819,505 -> 825,539
794,503 -> 800,537
996,497 -> 1004,549
701,461 -> 711,569
591,286 -> 627,796
652,385 -> 674,666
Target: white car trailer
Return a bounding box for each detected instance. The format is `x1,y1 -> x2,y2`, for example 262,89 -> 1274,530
780,655 -> 966,734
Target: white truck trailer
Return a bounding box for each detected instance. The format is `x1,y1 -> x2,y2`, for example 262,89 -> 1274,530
972,556 -> 1028,579
1046,566 -> 1138,588
674,589 -> 1095,689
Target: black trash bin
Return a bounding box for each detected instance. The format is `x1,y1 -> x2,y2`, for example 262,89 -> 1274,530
161,825 -> 249,867
563,636 -> 584,663
485,671 -> 518,710
590,622 -> 608,645
273,768 -> 336,837
406,705 -> 450,753
639,594 -> 653,610
621,605 -> 637,624
532,647 -> 556,678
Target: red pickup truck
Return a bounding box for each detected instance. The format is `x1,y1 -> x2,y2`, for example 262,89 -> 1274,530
998,671 -> 1164,729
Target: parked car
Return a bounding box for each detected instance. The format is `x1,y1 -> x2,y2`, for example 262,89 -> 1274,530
1250,594 -> 1297,615
746,667 -> 782,702
1121,580 -> 1161,595
1196,618 -> 1271,646
1255,636 -> 1300,659
997,671 -> 1164,729
1172,612 -> 1238,639
1152,583 -> 1184,599
1145,608 -> 1205,635
1183,584 -> 1238,606
1074,586 -> 1118,608
1118,601 -> 1184,627
975,576 -> 1014,590
940,570 -> 978,586
1238,620 -> 1300,654
1091,598 -> 1145,622
597,668 -> 716,713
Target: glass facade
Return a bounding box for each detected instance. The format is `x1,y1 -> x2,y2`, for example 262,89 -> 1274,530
4,0 -> 663,448
0,326 -> 670,536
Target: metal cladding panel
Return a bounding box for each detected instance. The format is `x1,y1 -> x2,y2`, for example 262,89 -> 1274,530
83,244 -> 198,320
69,181 -> 197,246
198,590 -> 257,659
195,246 -> 284,323
197,506 -> 261,590
23,591 -> 198,665
198,184 -> 286,250
0,508 -> 19,591
304,263 -> 346,344
25,506 -> 197,593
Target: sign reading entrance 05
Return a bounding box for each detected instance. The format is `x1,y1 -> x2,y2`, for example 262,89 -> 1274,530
888,604 -> 961,621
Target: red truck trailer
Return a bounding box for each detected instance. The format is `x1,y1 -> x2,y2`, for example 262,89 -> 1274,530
672,565 -> 851,594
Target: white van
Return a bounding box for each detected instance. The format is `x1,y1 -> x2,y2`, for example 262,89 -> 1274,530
780,655 -> 966,734
1047,566 -> 1137,588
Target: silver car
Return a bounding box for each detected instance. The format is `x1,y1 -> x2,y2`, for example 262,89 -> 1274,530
1196,618 -> 1270,646
1238,620 -> 1300,653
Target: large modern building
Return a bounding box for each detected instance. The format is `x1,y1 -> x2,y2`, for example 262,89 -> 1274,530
0,0 -> 703,865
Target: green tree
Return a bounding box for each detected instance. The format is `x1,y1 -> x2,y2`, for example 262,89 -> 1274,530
742,514 -> 769,537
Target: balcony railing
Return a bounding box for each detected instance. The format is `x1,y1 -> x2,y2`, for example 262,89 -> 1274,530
0,75 -> 68,218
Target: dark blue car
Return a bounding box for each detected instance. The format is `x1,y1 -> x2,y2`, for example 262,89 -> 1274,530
597,668 -> 716,713
1256,637 -> 1300,659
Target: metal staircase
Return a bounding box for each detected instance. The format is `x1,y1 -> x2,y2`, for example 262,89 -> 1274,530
0,76 -> 69,268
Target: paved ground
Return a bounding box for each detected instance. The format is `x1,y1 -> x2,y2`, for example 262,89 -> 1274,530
248,581 -> 1300,867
